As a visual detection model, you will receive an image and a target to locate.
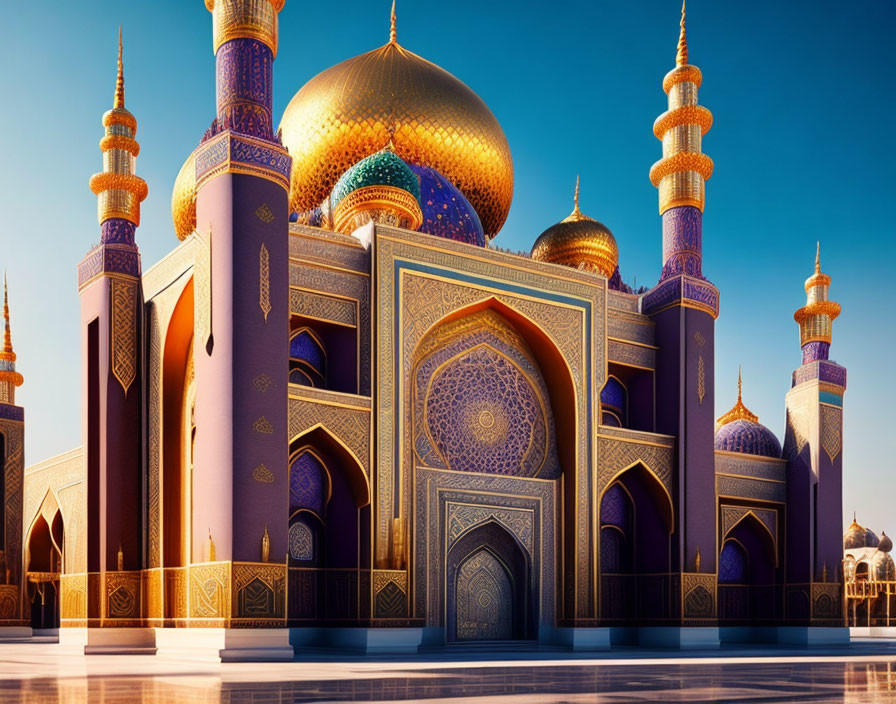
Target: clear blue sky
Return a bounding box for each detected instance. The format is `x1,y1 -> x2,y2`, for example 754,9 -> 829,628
1,1 -> 893,532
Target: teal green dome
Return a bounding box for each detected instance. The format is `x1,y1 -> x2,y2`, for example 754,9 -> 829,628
331,148 -> 421,208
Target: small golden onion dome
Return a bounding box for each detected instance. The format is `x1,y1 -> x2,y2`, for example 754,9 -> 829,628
844,514 -> 880,550
278,16 -> 513,237
530,177 -> 618,278
171,151 -> 197,240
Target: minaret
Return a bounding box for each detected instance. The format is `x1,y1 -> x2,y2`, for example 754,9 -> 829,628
0,275 -> 26,631
794,243 -> 841,365
76,28 -> 145,628
642,3 -> 719,625
783,243 -> 846,625
648,0 -> 714,280
190,0 -> 291,649
0,277 -> 23,405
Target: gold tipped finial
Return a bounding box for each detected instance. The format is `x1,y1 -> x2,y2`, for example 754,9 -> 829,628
676,0 -> 688,66
389,0 -> 397,44
716,366 -> 759,428
572,174 -> 582,215
114,26 -> 125,109
815,241 -> 821,274
3,273 -> 12,356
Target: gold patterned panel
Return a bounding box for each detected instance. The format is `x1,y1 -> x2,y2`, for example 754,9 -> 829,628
104,571 -> 141,621
289,288 -> 356,327
60,573 -> 87,621
189,562 -> 230,620
2,421 -> 24,586
682,572 -> 716,621
144,568 -> 162,620
596,431 -> 674,500
232,562 -> 286,623
259,243 -> 271,322
288,388 -> 371,477
253,464 -> 275,483
0,585 -> 18,621
165,567 -> 188,620
697,355 -> 705,404
447,504 -> 534,555
821,405 -> 842,462
255,203 -> 275,223
110,278 -> 138,395
253,416 -> 274,434
194,231 -> 211,348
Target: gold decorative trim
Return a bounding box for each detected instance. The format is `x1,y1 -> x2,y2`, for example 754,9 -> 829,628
253,464 -> 275,483
99,134 -> 140,156
259,243 -> 271,322
697,355 -> 705,404
662,64 -> 703,93
653,105 -> 713,139
253,416 -> 274,434
649,151 -> 714,186
253,373 -> 274,392
110,279 -> 137,395
255,203 -> 275,223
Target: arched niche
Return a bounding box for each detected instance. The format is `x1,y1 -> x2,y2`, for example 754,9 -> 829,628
599,462 -> 674,621
446,520 -> 534,642
287,426 -> 371,623
162,277 -> 194,570
719,512 -> 778,623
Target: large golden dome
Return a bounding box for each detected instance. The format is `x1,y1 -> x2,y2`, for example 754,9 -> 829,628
531,179 -> 618,278
279,32 -> 513,236
172,151 -> 197,240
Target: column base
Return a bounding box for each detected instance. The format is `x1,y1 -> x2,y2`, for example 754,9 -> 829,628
0,626 -> 32,641
60,627 -> 157,655
776,626 -> 849,646
156,628 -> 293,662
291,627 -> 423,654
638,626 -> 720,649
553,627 -> 611,651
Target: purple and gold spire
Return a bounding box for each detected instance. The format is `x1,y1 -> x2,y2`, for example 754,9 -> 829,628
794,243 -> 841,364
0,275 -> 24,404
88,29 -> 148,236
649,1 -> 713,279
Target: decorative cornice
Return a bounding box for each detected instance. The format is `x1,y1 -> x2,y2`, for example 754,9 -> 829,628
195,130 -> 291,193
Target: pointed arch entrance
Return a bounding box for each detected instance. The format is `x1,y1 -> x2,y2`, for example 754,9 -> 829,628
287,425 -> 370,623
25,495 -> 64,630
599,461 -> 674,622
718,512 -> 778,623
446,521 -> 534,642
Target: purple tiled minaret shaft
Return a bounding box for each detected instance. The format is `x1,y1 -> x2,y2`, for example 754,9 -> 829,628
193,0 -> 291,569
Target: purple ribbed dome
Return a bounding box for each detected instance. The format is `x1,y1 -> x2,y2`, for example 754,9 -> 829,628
714,419 -> 781,458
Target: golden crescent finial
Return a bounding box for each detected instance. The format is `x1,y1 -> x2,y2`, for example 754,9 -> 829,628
676,0 -> 688,67
815,241 -> 821,274
390,0 -> 397,44
115,25 -> 125,109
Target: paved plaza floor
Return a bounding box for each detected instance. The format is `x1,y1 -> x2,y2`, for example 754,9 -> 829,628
3,641 -> 896,702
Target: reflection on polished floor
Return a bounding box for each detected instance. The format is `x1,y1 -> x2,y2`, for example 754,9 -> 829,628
4,644 -> 896,703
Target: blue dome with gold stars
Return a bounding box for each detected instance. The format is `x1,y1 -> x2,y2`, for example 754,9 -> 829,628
714,371 -> 781,459
409,164 -> 485,247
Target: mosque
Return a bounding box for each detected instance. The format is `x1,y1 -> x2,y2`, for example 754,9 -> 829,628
0,0 -> 849,657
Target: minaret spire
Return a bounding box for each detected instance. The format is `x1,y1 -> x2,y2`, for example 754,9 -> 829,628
573,175 -> 581,214
794,242 -> 840,364
114,25 -> 125,109
716,367 -> 759,428
676,1 -> 688,66
390,0 -> 397,44
737,365 -> 742,404
815,241 -> 821,274
0,273 -> 23,399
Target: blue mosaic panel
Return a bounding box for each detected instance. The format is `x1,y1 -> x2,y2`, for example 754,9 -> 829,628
719,541 -> 748,584
289,520 -> 313,561
600,484 -> 630,529
289,451 -> 327,515
601,377 -> 626,419
290,330 -> 326,377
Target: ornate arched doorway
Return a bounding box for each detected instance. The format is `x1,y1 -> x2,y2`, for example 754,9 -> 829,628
446,521 -> 533,642
287,427 -> 370,623
26,509 -> 63,630
599,462 -> 674,622
410,303 -> 569,640
718,512 -> 777,623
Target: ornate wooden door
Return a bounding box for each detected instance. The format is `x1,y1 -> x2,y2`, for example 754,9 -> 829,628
455,549 -> 513,641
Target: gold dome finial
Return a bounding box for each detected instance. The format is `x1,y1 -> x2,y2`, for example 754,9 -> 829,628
389,0 -> 397,44
716,367 -> 759,428
115,26 -> 125,109
573,175 -> 581,215
676,0 -> 688,66
815,241 -> 821,274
